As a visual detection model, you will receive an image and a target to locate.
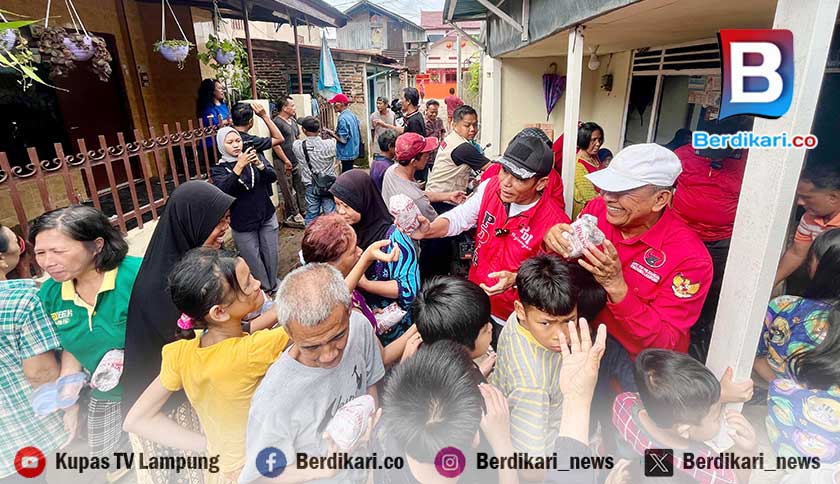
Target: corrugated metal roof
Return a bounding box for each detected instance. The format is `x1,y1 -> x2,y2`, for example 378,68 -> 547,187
443,0 -> 490,22
156,0 -> 350,27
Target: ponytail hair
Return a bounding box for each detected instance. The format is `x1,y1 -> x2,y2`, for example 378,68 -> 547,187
167,247 -> 243,340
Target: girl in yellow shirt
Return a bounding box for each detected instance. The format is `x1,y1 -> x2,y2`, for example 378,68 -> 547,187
123,248 -> 289,483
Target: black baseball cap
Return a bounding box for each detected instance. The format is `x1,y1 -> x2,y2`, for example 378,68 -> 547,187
495,134 -> 554,180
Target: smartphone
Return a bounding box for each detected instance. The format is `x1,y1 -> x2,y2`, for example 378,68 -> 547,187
242,140 -> 255,152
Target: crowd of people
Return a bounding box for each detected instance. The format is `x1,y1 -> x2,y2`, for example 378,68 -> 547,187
1,80 -> 839,484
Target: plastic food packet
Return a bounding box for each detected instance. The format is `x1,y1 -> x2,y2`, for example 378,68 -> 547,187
374,302 -> 406,335
243,291 -> 274,323
90,349 -> 123,392
388,194 -> 421,234
325,395 -> 376,450
561,214 -> 606,258
30,372 -> 86,416
56,372 -> 87,407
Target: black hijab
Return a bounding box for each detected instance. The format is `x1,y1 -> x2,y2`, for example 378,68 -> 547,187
330,169 -> 393,249
122,181 -> 234,413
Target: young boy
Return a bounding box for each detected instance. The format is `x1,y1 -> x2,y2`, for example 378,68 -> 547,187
613,349 -> 757,484
410,276 -> 495,374
490,254 -> 605,482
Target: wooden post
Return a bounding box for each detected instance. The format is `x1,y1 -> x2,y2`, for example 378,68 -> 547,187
241,0 -> 258,98
705,0 -> 840,393
294,20 -> 304,95
561,26 -> 584,215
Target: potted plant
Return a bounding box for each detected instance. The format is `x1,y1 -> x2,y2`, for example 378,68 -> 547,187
198,35 -> 243,66
1,28 -> 16,51
154,39 -> 193,69
34,26 -> 112,81
62,31 -> 94,61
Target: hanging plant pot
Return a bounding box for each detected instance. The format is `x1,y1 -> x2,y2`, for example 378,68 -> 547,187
1,29 -> 17,52
154,40 -> 193,69
214,48 -> 235,65
62,34 -> 94,61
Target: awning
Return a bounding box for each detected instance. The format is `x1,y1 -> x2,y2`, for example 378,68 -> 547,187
138,0 -> 350,28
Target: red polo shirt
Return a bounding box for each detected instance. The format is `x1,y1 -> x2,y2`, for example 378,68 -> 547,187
581,197 -> 713,358
672,146 -> 747,241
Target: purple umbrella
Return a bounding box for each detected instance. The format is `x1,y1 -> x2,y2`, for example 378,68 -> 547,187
543,63 -> 566,120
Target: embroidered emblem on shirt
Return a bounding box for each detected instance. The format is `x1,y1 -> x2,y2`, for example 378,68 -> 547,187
50,309 -> 73,326
630,261 -> 661,283
644,248 -> 666,269
672,273 -> 700,299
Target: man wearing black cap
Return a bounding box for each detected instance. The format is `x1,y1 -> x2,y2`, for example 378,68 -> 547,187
412,134 -> 571,343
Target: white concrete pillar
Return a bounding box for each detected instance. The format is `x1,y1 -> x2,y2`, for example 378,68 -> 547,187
705,0 -> 839,389
561,26 -> 584,215
480,54 -> 502,158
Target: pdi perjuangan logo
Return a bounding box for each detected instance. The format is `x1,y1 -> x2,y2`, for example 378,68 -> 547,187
718,29 -> 793,120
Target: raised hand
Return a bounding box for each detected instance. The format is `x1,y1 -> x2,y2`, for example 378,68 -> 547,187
719,367 -> 754,403
363,239 -> 401,265
558,318 -> 607,402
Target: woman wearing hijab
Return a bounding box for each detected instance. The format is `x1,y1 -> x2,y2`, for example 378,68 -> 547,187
122,180 -> 233,484
210,127 -> 280,296
330,170 -> 419,346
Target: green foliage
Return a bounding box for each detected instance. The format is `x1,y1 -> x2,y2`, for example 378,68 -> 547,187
197,34 -> 269,101
467,58 -> 480,97
0,10 -> 58,90
153,39 -> 194,51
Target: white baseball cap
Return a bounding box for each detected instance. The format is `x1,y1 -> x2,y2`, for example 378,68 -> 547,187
585,143 -> 683,192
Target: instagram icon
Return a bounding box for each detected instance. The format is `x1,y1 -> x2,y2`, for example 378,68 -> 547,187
435,447 -> 466,478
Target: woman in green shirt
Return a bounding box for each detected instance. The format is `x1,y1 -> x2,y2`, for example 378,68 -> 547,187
31,205 -> 141,461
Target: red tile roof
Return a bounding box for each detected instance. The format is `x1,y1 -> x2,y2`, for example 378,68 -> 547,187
420,10 -> 482,30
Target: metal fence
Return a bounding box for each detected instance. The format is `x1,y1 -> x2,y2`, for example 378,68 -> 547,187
0,117 -> 223,238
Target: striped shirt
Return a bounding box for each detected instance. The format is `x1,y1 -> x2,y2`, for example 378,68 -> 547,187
794,211 -> 840,243
490,312 -> 563,455
292,136 -> 337,186
0,280 -> 67,478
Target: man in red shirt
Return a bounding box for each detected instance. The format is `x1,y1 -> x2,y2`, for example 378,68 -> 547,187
672,138 -> 748,361
545,143 -> 712,389
444,87 -> 464,122
413,132 -> 570,345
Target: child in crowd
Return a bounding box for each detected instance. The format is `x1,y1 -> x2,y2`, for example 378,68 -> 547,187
490,254 -> 606,482
409,276 -> 496,375
370,130 -> 397,192
376,340 -> 517,484
613,349 -> 756,484
124,248 -> 289,483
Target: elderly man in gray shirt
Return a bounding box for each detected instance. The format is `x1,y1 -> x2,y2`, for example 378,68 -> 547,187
292,117 -> 338,225
239,264 -> 385,484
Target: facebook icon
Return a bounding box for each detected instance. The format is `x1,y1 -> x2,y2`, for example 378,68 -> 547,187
256,447 -> 287,478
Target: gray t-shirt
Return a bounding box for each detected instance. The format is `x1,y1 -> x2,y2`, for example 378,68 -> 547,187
273,116 -> 300,166
370,110 -> 396,154
239,311 -> 385,484
381,164 -> 438,222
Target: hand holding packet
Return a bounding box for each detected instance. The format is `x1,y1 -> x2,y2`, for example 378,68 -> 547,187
90,348 -> 123,392
374,302 -> 406,335
30,372 -> 87,416
561,214 -> 606,258
325,395 -> 376,451
388,194 -> 421,235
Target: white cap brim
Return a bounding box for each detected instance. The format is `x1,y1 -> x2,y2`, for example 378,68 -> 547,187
585,167 -> 648,193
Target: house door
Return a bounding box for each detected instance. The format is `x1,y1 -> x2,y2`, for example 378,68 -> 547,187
53,32 -> 137,190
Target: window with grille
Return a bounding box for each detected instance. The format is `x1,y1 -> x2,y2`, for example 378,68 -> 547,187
632,40 -> 720,74
289,74 -> 315,95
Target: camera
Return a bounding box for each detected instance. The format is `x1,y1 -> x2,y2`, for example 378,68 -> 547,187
21,456 -> 39,468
